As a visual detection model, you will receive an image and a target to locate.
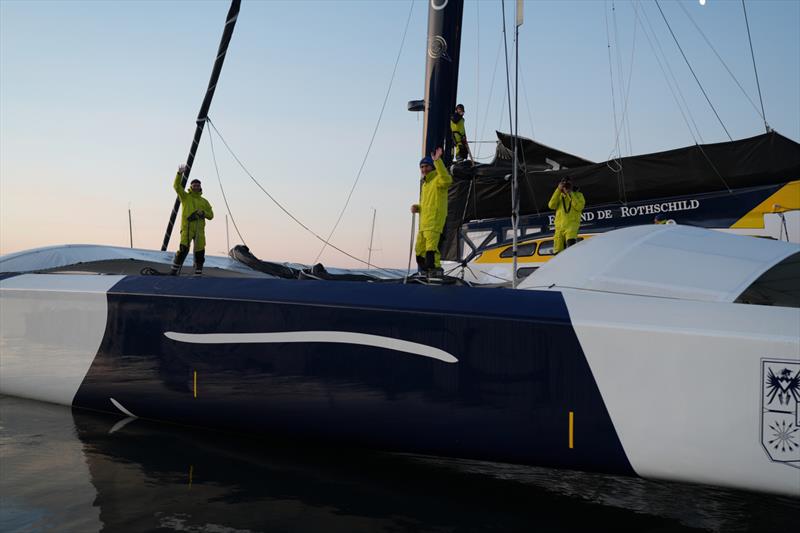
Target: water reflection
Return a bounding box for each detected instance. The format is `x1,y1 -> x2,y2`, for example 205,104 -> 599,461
1,395 -> 796,532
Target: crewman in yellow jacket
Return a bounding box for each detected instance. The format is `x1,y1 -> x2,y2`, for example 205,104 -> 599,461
170,164 -> 214,276
548,177 -> 585,254
411,147 -> 453,276
450,104 -> 469,162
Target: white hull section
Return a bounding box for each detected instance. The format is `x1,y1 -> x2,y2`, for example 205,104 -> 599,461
0,274 -> 123,405
565,290 -> 800,496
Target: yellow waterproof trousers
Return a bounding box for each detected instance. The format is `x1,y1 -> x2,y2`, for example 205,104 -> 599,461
415,231 -> 441,268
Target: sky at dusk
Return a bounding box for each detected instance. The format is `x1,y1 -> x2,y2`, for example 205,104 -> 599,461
1,0 -> 798,268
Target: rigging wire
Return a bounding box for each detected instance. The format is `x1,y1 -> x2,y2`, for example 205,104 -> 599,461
606,1 -> 639,165
654,0 -> 733,141
604,1 -> 623,167
741,0 -> 769,133
611,0 -> 631,156
518,68 -> 536,139
621,1 -> 639,157
474,0 -> 480,144
314,0 -> 415,264
639,3 -> 704,144
638,6 -> 730,193
677,1 -> 765,124
500,0 -> 514,137
207,124 -> 248,249
205,117 -> 398,275
477,38 -> 504,159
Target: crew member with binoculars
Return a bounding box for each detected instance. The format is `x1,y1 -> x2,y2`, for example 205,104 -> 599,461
170,164 -> 214,276
548,177 -> 585,254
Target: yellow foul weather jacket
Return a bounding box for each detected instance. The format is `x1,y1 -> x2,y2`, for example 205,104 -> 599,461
419,159 -> 453,232
548,187 -> 585,239
450,117 -> 466,146
173,173 -> 214,250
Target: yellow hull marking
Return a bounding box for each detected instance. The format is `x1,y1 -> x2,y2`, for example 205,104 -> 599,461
569,411 -> 574,449
731,181 -> 800,229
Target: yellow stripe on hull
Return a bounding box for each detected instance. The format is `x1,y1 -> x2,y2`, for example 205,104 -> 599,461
730,181 -> 800,229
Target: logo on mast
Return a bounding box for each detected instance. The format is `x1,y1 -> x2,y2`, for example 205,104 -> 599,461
761,359 -> 800,468
431,0 -> 449,10
428,35 -> 451,62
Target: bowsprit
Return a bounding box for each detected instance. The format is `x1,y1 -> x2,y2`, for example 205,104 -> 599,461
761,359 -> 800,468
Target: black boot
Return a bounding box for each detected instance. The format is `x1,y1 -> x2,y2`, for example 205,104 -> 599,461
416,255 -> 426,274
425,251 -> 443,278
171,245 -> 189,275
194,249 -> 205,276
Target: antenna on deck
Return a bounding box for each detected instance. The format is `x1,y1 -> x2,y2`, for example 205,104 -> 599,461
128,205 -> 133,249
367,208 -> 377,269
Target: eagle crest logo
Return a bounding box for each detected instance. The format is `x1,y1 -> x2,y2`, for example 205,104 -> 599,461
761,359 -> 800,468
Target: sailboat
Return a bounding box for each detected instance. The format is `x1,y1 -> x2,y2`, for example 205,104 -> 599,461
1,0 -> 798,497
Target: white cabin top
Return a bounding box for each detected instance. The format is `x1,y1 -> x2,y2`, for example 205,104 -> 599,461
519,225 -> 799,303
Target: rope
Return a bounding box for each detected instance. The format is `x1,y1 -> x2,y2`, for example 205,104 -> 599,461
677,1 -> 765,124
741,0 -> 769,133
207,125 -> 247,248
314,0 -> 414,264
654,0 -> 732,141
205,118 -> 398,275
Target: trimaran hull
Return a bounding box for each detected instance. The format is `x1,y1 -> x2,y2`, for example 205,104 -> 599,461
2,271 -> 798,497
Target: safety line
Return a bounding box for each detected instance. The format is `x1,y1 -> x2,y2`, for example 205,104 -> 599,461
205,118 -> 397,275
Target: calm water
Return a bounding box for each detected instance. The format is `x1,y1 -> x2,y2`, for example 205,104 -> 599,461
0,395 -> 796,532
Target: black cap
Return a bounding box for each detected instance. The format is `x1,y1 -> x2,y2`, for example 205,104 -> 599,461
456,103 -> 465,111
190,179 -> 201,185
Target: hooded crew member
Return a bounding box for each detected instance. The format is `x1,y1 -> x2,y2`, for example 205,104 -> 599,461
411,147 -> 453,273
170,164 -> 214,276
548,178 -> 585,254
450,104 -> 469,162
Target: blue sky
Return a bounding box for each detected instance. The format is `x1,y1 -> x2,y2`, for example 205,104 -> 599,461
1,0 -> 798,267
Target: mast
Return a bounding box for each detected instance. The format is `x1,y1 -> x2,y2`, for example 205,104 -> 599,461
512,1 -> 523,289
160,0 -> 242,251
409,0 -> 464,163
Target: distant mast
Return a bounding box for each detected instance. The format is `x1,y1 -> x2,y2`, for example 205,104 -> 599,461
409,0 -> 464,164
160,0 -> 242,251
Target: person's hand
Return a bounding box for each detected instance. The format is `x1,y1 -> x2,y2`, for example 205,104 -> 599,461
410,204 -> 420,214
197,210 -> 205,219
178,163 -> 188,174
431,147 -> 443,161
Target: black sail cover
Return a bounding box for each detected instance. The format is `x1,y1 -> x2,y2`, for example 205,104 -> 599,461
442,131 -> 800,260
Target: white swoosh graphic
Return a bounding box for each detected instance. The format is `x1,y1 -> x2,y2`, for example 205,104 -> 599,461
164,331 -> 458,364
110,397 -> 136,417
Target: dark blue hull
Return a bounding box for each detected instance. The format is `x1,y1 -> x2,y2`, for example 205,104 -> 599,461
73,277 -> 633,475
